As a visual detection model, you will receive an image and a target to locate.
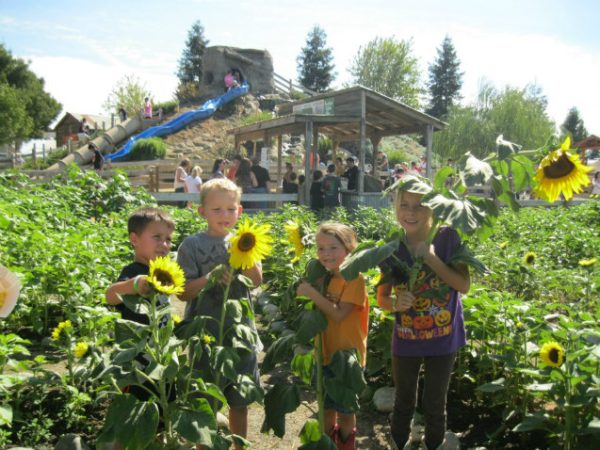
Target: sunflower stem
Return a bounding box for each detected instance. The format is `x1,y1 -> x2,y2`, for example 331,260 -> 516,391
213,278 -> 232,412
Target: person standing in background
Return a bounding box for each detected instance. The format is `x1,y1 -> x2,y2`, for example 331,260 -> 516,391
144,97 -> 153,119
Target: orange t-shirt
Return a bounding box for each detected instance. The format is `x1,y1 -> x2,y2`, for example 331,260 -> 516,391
321,274 -> 369,367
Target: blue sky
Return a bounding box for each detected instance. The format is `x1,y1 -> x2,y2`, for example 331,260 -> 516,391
1,0 -> 599,134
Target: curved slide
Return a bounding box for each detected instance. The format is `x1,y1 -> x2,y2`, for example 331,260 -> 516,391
106,82 -> 250,162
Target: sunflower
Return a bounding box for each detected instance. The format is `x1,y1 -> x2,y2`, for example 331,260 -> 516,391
540,341 -> 564,368
284,221 -> 304,259
533,137 -> 593,203
523,252 -> 537,265
147,256 -> 185,296
73,342 -> 89,358
51,320 -> 73,341
172,313 -> 182,325
0,265 -> 21,318
229,218 -> 273,270
579,257 -> 597,267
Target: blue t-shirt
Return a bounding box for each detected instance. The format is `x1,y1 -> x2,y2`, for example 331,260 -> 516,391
381,227 -> 466,357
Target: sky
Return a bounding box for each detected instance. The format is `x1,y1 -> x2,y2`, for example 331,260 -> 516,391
1,0 -> 599,134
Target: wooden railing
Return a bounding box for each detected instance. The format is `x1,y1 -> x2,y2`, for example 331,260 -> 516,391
273,73 -> 317,98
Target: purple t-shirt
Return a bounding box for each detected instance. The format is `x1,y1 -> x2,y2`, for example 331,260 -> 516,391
382,227 -> 466,357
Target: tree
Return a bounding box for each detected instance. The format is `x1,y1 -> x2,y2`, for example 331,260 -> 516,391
103,74 -> 151,117
296,26 -> 336,92
348,36 -> 421,107
0,44 -> 61,145
433,82 -> 555,160
561,107 -> 587,142
426,36 -> 463,119
176,20 -> 209,85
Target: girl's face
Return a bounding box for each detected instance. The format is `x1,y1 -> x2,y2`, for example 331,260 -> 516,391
396,191 -> 432,235
316,233 -> 349,273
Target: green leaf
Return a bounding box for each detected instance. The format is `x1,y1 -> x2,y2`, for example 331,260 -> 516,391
510,154 -> 535,192
291,351 -> 314,385
447,243 -> 490,275
476,377 -> 506,393
512,412 -> 551,432
0,405 -> 12,426
212,346 -> 240,381
304,258 -> 328,285
294,309 -> 328,344
298,419 -> 337,449
424,194 -> 488,235
121,294 -> 150,316
98,394 -> 159,448
526,383 -> 554,392
225,300 -> 243,322
385,174 -> 433,196
261,383 -> 301,437
340,238 -> 399,281
172,398 -> 216,445
583,418 -> 600,434
463,152 -> 494,185
114,319 -> 146,344
433,166 -> 455,190
324,349 -> 367,412
496,135 -> 521,161
262,334 -> 295,373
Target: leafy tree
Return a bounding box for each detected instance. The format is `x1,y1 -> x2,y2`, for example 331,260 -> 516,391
561,107 -> 587,142
348,36 -> 421,107
103,74 -> 151,117
296,26 -> 336,92
426,36 -> 463,119
434,82 -> 555,160
0,44 -> 61,145
177,20 -> 209,85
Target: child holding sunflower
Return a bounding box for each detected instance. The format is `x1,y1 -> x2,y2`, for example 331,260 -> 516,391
377,187 -> 470,450
177,178 -> 264,448
296,223 -> 369,450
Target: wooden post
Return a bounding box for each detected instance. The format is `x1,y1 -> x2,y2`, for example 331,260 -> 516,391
277,135 -> 283,197
358,90 -> 366,194
304,121 -> 313,205
425,124 -> 433,180
154,165 -> 160,192
312,127 -> 319,171
32,144 -> 37,165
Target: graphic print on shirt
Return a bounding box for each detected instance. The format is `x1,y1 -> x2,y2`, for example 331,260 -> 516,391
396,268 -> 452,340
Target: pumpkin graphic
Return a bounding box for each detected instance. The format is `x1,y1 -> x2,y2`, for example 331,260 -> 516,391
413,315 -> 434,330
413,297 -> 431,311
435,310 -> 452,327
401,314 -> 413,328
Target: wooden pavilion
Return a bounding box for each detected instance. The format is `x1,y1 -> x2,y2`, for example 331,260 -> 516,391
228,86 -> 446,207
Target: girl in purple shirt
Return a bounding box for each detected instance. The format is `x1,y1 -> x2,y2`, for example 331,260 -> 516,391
377,189 -> 470,450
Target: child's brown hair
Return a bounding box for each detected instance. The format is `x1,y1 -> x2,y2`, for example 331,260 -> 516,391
316,222 -> 357,253
128,208 -> 175,235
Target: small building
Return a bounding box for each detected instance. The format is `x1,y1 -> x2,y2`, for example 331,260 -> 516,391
53,112 -> 111,148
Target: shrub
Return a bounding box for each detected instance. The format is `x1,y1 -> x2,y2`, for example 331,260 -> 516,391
384,148 -> 410,166
127,138 -> 166,161
154,99 -> 178,116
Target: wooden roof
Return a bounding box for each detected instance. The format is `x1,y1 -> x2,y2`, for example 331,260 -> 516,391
229,85 -> 446,142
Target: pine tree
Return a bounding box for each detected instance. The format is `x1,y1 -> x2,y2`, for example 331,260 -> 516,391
297,26 -> 336,92
561,107 -> 587,142
177,21 -> 209,85
426,36 -> 463,119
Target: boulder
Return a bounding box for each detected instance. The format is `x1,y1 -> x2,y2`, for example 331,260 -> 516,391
54,434 -> 91,450
372,386 -> 395,413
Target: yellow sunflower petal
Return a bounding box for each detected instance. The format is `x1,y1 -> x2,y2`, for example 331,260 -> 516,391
539,341 -> 564,368
148,256 -> 185,295
533,144 -> 593,203
284,221 -> 304,259
229,218 -> 273,270
73,342 -> 89,358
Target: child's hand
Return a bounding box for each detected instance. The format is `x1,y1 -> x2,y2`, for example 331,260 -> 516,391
208,265 -> 233,285
134,275 -> 152,296
394,289 -> 414,312
297,281 -> 316,299
413,242 -> 435,260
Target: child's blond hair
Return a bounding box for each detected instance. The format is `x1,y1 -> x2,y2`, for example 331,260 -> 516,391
200,177 -> 242,206
316,222 -> 357,253
191,165 -> 203,177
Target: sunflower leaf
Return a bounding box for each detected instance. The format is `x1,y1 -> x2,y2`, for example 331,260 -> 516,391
423,194 -> 488,236
340,238 -> 400,281
463,153 -> 494,185
433,166 -> 455,191
448,243 -> 490,275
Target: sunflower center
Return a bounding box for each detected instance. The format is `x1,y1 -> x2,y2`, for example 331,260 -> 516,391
549,348 -> 560,364
526,255 -> 535,264
543,153 -> 575,179
238,233 -> 256,252
154,269 -> 174,286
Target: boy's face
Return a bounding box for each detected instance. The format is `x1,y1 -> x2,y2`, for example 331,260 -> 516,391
130,221 -> 174,265
199,190 -> 242,237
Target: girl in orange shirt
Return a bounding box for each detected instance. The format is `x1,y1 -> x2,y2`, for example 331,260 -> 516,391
297,223 -> 369,450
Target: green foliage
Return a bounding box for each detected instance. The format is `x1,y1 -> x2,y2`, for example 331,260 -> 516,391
433,83 -> 555,160
103,74 -> 151,118
348,36 -> 422,107
239,111 -> 273,126
154,99 -> 179,116
426,35 -> 463,119
561,106 -> 587,142
177,20 -> 209,85
296,26 -> 336,93
0,44 -> 61,144
127,137 -> 167,161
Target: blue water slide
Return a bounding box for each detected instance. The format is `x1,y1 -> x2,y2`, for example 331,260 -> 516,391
106,82 -> 249,162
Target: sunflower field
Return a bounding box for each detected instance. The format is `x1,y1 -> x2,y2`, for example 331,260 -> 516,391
0,166 -> 599,449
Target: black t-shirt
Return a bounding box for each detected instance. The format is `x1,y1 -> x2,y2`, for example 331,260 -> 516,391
310,180 -> 324,210
115,262 -> 170,326
343,166 -> 359,190
251,165 -> 271,189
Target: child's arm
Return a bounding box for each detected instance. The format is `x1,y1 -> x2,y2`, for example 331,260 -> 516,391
105,275 -> 151,305
179,273 -> 213,301
242,261 -> 262,287
414,242 -> 470,294
297,281 -> 355,322
377,283 -> 414,312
